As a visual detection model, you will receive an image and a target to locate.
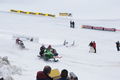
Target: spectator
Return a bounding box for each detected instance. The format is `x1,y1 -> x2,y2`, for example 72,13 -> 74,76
57,69 -> 69,80
89,41 -> 94,53
70,21 -> 72,28
0,77 -> 4,80
36,65 -> 53,80
116,41 -> 120,51
89,41 -> 93,47
72,21 -> 75,28
70,21 -> 75,28
92,41 -> 96,53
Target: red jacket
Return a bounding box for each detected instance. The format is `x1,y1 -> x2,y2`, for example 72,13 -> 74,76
36,71 -> 52,80
92,42 -> 96,48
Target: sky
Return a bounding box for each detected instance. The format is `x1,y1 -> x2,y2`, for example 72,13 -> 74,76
0,0 -> 120,80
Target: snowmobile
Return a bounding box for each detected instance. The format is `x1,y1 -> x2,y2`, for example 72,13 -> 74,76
37,55 -> 59,62
38,49 -> 61,62
44,51 -> 58,62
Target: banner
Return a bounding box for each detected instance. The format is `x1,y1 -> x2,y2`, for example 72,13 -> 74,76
81,25 -> 116,32
59,13 -> 72,16
10,9 -> 56,17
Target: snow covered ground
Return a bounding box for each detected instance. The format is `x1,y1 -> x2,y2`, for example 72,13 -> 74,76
0,0 -> 120,80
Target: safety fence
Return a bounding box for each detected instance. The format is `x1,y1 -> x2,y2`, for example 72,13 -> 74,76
10,9 -> 56,17
81,25 -> 116,32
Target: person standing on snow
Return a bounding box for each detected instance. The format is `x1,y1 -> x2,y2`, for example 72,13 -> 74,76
72,21 -> 75,28
70,21 -> 73,28
116,41 -> 120,51
70,21 -> 75,28
89,41 -> 94,53
92,41 -> 96,53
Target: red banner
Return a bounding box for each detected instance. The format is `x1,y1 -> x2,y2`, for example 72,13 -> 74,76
81,25 -> 116,32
